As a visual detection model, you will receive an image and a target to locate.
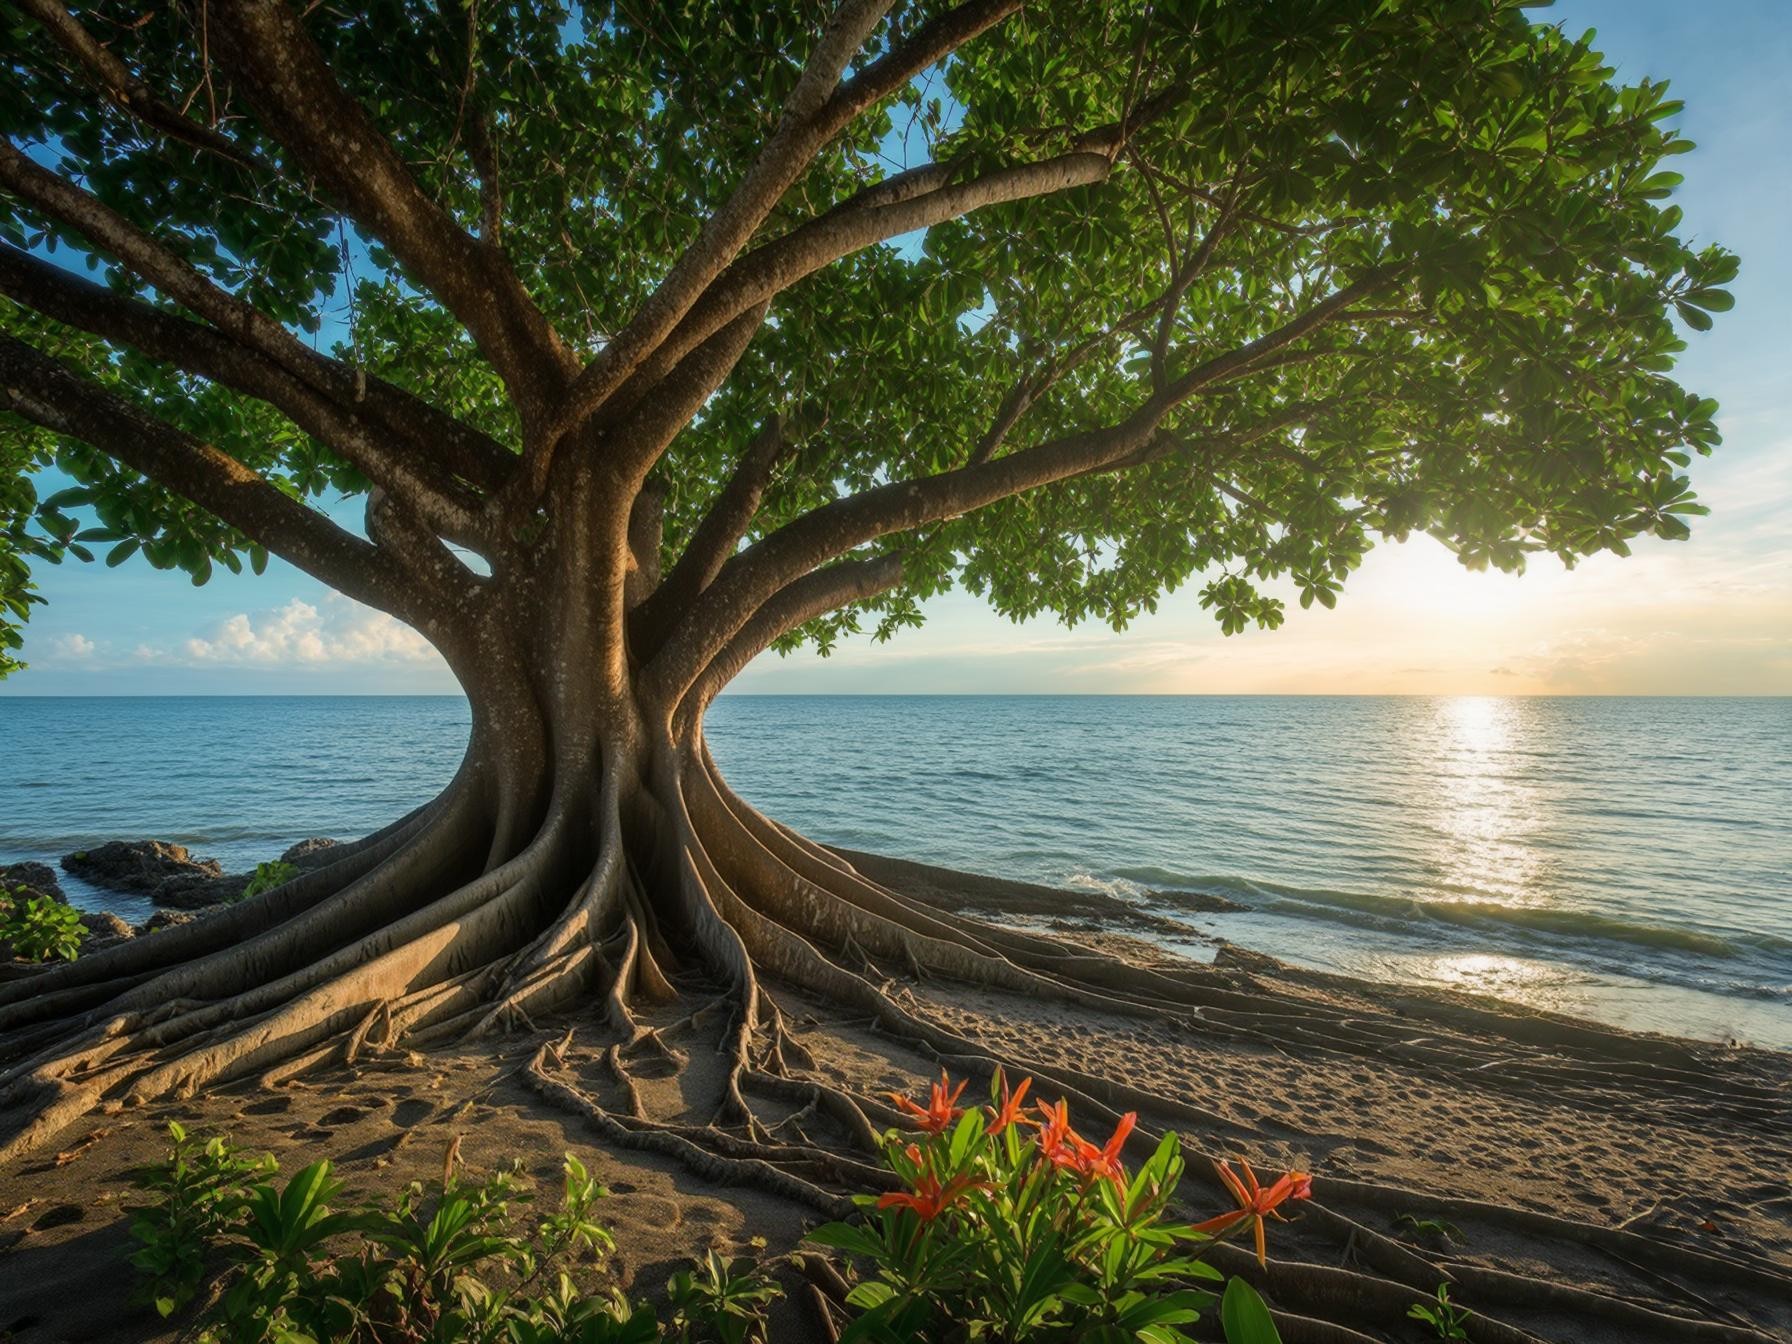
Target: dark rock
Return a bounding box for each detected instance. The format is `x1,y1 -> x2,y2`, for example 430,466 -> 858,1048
139,904 -> 229,935
280,837 -> 341,868
1147,888 -> 1248,915
0,861 -> 65,904
77,911 -> 134,940
156,872 -> 250,910
63,840 -> 222,896
61,840 -> 253,908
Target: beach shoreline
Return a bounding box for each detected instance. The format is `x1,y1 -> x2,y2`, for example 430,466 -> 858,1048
2,849 -> 1788,1343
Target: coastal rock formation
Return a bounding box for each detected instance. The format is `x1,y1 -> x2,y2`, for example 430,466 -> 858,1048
279,837 -> 341,868
0,862 -> 65,904
60,840 -> 245,909
1148,888 -> 1248,915
139,905 -> 229,935
76,911 -> 134,956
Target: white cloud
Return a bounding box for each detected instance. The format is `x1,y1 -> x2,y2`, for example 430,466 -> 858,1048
49,633 -> 95,659
160,597 -> 440,667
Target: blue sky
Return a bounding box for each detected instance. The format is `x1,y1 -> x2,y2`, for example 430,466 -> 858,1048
6,0 -> 1788,696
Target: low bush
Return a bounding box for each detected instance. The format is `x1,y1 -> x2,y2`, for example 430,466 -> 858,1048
809,1070 -> 1308,1344
241,859 -> 302,901
127,1128 -> 780,1344
0,884 -> 86,961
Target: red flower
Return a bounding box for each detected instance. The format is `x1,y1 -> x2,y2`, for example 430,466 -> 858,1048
890,1071 -> 969,1135
987,1073 -> 1035,1137
1191,1158 -> 1313,1266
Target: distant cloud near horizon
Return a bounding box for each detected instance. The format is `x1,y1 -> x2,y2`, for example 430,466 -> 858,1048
160,597 -> 440,669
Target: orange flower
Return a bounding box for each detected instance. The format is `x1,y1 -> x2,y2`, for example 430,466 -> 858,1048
1035,1097 -> 1079,1171
1081,1111 -> 1136,1189
1033,1100 -> 1136,1189
876,1162 -> 988,1222
1191,1158 -> 1313,1266
986,1073 -> 1035,1137
890,1071 -> 968,1135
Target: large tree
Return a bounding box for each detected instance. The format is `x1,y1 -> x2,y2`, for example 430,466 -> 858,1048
0,0 -> 1730,1182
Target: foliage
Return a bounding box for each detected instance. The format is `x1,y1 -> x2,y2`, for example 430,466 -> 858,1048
0,884 -> 85,961
1409,1283 -> 1474,1340
667,1250 -> 783,1344
126,1132 -> 691,1344
241,860 -> 301,901
808,1070 -> 1307,1343
1396,1213 -> 1465,1246
128,1120 -> 278,1318
0,0 -> 1734,673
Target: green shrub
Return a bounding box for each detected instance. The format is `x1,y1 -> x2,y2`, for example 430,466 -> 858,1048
125,1129 -> 758,1344
668,1250 -> 783,1344
128,1121 -> 277,1317
809,1070 -> 1306,1344
0,885 -> 86,961
1409,1284 -> 1473,1340
240,860 -> 300,901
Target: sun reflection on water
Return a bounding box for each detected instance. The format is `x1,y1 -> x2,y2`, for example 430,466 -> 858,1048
1428,696 -> 1550,905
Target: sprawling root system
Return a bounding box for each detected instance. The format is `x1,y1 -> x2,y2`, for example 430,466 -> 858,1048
1,740 -> 1786,1344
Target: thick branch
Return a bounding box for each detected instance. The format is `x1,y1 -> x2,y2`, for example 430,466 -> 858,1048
535,0 -> 1020,475
0,244 -> 503,544
206,0 -> 575,429
0,333 -> 429,618
580,152 -> 1114,438
0,141 -> 512,497
682,552 -> 907,717
13,0 -> 265,171
633,417 -> 787,651
644,273 -> 1393,703
606,302 -> 770,486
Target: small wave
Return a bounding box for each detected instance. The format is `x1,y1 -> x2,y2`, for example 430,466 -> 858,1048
1117,867 -> 1786,961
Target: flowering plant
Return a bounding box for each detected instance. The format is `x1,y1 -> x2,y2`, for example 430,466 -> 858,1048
809,1070 -> 1308,1343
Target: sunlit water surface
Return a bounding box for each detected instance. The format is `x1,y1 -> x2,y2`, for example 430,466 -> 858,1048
1,695 -> 1786,1047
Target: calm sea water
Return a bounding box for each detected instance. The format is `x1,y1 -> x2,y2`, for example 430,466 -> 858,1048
1,695 -> 1787,1048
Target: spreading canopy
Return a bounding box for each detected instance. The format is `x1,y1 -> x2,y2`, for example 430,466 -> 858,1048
0,0 -> 1731,684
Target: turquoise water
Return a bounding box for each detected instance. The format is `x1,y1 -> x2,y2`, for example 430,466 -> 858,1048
1,695 -> 1787,1048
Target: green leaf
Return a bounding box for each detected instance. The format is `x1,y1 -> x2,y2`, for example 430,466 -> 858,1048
1221,1278 -> 1282,1344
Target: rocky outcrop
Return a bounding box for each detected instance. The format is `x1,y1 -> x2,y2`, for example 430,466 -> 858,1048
0,861 -> 66,904
60,840 -> 246,908
139,905 -> 229,934
76,910 -> 134,955
280,837 -> 341,869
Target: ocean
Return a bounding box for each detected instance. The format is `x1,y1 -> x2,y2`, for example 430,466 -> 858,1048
1,695 -> 1787,1048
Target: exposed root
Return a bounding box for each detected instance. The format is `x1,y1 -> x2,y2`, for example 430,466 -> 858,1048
2,740 -> 1784,1344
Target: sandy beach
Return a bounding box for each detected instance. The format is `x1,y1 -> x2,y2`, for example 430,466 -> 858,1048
1,850 -> 1786,1344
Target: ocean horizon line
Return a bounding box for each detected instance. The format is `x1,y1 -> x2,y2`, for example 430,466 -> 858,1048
2,690 -> 1788,701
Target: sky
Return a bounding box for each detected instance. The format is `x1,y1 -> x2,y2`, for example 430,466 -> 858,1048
4,0 -> 1788,697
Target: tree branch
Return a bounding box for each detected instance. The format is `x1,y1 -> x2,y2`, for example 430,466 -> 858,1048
0,244 -> 509,544
575,151 -> 1115,441
643,272 -> 1395,703
12,0 -> 267,172
0,139 -> 512,498
633,416 -> 787,651
681,552 -> 906,719
0,332 -> 437,618
533,0 -> 1021,480
206,0 -> 575,430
